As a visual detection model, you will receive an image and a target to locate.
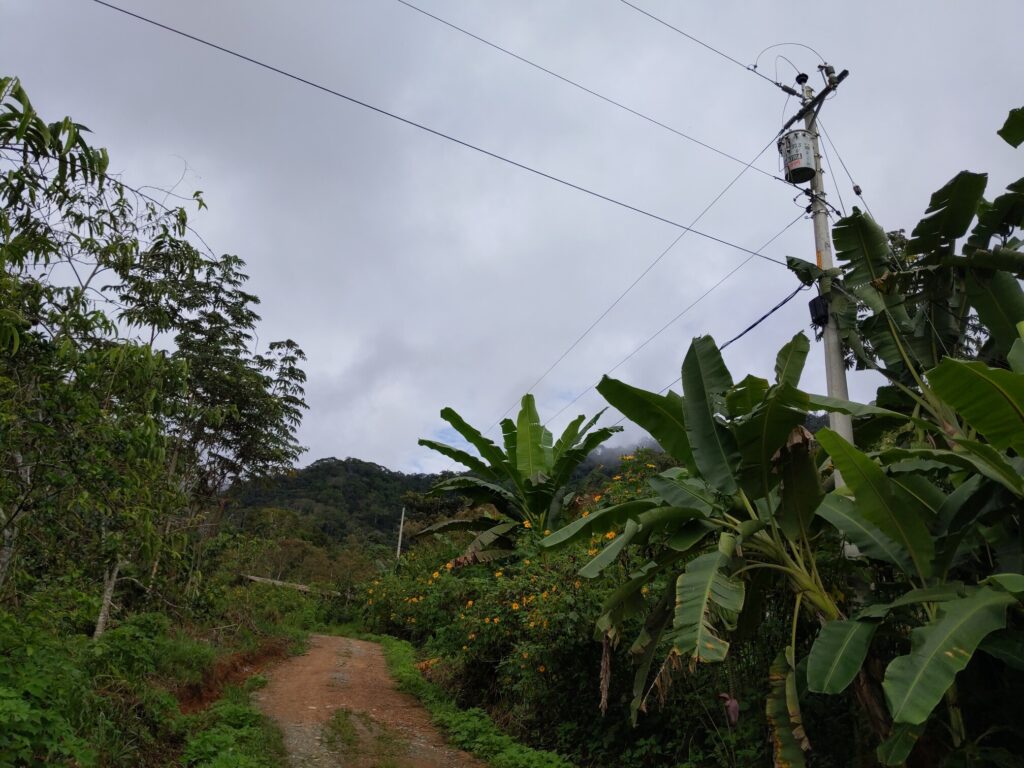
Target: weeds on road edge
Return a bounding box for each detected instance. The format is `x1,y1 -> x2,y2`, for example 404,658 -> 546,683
328,624 -> 574,768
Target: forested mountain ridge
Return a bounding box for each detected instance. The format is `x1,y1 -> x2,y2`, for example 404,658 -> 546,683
229,457 -> 442,543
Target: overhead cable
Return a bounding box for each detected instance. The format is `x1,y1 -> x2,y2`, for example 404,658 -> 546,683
395,0 -> 782,182
90,0 -> 787,268
617,0 -> 793,92
611,281 -> 809,426
544,211 -> 805,427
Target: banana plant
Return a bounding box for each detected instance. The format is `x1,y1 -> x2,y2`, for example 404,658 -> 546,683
418,394 -> 621,562
786,105 -> 1024,418
540,332 -> 905,764
806,349 -> 1024,765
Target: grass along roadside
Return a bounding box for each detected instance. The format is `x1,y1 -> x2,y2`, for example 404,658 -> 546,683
326,624 -> 574,768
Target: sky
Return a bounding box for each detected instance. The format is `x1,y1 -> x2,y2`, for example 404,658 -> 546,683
2,0 -> 1021,473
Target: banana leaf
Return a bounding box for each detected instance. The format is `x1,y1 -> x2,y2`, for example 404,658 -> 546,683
682,336 -> 738,495
807,619 -> 879,694
817,430 -> 934,580
928,358 -> 1024,455
597,375 -> 696,472
883,587 -> 1016,725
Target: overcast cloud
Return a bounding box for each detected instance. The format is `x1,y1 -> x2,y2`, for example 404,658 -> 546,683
2,0 -> 1021,473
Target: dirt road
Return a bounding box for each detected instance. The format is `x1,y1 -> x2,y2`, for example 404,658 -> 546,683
254,634 -> 485,768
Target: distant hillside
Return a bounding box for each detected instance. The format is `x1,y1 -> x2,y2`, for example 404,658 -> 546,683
229,457 -> 441,544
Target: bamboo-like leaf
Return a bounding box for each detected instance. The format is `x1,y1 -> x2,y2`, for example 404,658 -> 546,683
767,650 -> 808,767
807,620 -> 879,694
928,358 -> 1024,454
883,587 -> 1016,725
815,494 -> 913,574
682,336 -> 738,495
817,430 -> 933,580
671,533 -> 743,665
907,171 -> 988,254
516,394 -> 553,482
775,332 -> 810,387
597,375 -> 695,471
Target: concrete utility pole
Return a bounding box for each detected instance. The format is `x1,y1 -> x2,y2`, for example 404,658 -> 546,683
778,65 -> 854,485
802,80 -> 855,450
395,506 -> 406,561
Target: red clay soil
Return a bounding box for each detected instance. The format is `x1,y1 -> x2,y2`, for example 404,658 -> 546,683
178,637 -> 290,714
254,634 -> 485,768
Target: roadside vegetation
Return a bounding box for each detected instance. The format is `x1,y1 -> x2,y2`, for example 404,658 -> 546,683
3,70 -> 1024,768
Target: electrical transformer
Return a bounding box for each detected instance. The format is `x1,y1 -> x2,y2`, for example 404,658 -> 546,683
777,129 -> 816,184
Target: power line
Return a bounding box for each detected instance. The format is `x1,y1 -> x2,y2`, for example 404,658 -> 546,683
818,120 -> 873,219
617,0 -> 789,92
91,0 -> 787,268
394,0 -> 783,182
719,283 -> 807,349
485,134 -> 779,430
544,211 -> 805,427
611,281 -> 809,426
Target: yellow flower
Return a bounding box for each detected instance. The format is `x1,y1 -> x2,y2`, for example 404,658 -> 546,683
367,588 -> 374,594
588,547 -> 598,556
462,645 -> 469,651
485,617 -> 491,624
367,599 -> 374,605
538,665 -> 546,673
493,617 -> 500,624
523,520 -> 532,528
521,652 -> 529,659
445,562 -> 453,571
544,529 -> 551,536
622,454 -> 634,461
468,632 -> 476,640
529,621 -> 536,628
467,599 -> 474,607
524,559 -> 531,565
495,570 -> 504,578
541,591 -> 548,599
641,586 -> 650,595
511,602 -> 520,611
605,530 -> 617,540
574,580 -> 581,589
432,571 -> 440,579
581,510 -> 590,518
646,463 -> 656,468
612,475 -> 622,481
